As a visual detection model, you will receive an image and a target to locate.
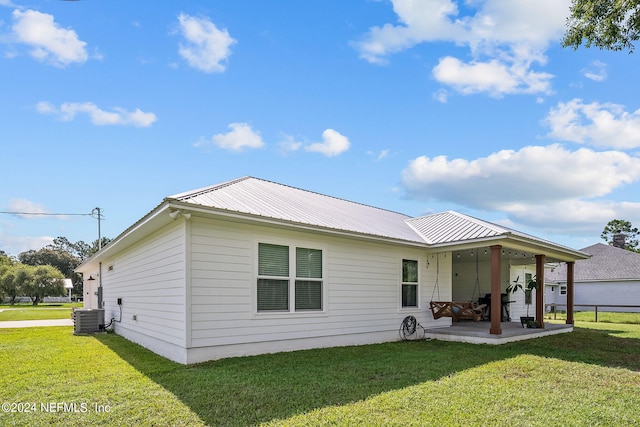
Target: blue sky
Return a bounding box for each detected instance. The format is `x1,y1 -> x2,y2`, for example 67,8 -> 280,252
2,0 -> 640,256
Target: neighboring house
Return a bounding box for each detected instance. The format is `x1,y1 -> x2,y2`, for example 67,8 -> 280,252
75,176 -> 588,364
546,243 -> 640,313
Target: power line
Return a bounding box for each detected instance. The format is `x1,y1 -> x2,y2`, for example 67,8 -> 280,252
0,211 -> 94,216
0,208 -> 105,249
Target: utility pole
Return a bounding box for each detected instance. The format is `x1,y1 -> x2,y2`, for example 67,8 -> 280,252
92,207 -> 102,250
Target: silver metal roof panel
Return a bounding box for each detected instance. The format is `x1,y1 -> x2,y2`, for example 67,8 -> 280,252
169,176 -> 426,243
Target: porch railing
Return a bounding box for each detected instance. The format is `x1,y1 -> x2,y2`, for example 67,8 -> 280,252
545,303 -> 640,322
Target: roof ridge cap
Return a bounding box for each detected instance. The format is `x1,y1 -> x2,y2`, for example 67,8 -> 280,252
445,210 -> 508,234
167,176 -> 252,200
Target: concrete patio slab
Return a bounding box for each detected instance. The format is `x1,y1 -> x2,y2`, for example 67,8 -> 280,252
423,321 -> 573,345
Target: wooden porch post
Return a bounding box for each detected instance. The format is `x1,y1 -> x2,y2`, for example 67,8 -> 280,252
566,261 -> 575,325
490,245 -> 502,335
535,254 -> 545,329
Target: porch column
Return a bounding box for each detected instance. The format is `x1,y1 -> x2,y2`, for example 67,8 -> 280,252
490,245 -> 502,335
535,254 -> 545,329
566,261 -> 575,325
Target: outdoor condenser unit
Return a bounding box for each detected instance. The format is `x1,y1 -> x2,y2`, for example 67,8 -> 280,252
73,308 -> 105,334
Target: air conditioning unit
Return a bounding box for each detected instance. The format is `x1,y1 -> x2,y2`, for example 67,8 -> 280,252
73,309 -> 105,334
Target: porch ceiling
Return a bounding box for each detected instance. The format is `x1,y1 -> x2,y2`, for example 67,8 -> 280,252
433,242 -> 581,266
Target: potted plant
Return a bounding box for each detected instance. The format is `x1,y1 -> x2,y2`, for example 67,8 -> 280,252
506,275 -> 539,328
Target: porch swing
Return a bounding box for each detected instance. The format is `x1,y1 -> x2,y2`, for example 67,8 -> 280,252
429,252 -> 487,322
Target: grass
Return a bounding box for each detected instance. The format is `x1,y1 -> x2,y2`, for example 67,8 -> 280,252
1,323 -> 639,426
0,303 -> 82,321
547,310 -> 640,324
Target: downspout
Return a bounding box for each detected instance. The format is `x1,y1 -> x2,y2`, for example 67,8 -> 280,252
97,262 -> 103,309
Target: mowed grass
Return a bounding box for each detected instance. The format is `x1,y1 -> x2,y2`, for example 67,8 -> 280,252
0,303 -> 82,321
1,323 -> 639,426
548,310 -> 640,325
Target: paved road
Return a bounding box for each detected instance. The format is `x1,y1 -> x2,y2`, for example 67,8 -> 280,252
0,319 -> 74,328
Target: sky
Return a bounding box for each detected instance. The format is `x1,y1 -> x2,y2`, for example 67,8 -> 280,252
1,0 -> 640,257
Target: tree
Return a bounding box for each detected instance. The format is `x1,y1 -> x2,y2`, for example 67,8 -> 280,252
19,247 -> 79,278
563,0 -> 640,52
0,264 -> 33,305
47,236 -> 110,261
601,219 -> 640,252
20,265 -> 65,306
1,266 -> 21,305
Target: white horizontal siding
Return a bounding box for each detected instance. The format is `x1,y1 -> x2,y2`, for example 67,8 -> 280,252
186,217 -> 452,356
102,221 -> 186,347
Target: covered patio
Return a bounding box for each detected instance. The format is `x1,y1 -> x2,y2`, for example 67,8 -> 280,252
424,321 -> 574,345
410,211 -> 590,339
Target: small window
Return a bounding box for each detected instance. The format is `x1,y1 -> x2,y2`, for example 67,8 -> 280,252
560,286 -> 567,295
402,259 -> 418,308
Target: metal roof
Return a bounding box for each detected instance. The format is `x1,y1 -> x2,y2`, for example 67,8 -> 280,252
405,211 -> 506,244
77,176 -> 589,272
167,177 -> 588,262
169,176 -> 426,243
546,243 -> 640,282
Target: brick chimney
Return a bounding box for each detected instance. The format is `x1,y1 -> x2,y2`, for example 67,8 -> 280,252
612,232 -> 626,249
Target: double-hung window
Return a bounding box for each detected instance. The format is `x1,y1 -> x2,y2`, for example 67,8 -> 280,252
257,243 -> 290,311
402,259 -> 418,308
257,243 -> 323,312
295,247 -> 323,311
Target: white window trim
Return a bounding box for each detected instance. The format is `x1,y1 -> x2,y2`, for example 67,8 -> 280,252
400,258 -> 420,311
254,240 -> 328,318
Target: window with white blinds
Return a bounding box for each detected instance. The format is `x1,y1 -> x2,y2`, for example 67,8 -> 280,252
257,243 -> 323,312
295,247 -> 322,310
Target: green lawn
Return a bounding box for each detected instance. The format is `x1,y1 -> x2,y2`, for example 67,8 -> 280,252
1,323 -> 639,426
547,310 -> 640,324
0,303 -> 81,321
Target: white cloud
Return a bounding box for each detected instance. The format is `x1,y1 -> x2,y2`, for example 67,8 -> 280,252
176,13 -> 236,73
305,129 -> 351,157
6,198 -> 51,219
355,0 -> 570,97
401,144 -> 640,232
198,122 -> 265,151
36,101 -> 157,127
582,60 -> 607,82
544,99 -> 640,149
432,56 -> 553,97
367,149 -> 390,161
0,234 -> 54,256
11,9 -> 88,67
278,133 -> 303,154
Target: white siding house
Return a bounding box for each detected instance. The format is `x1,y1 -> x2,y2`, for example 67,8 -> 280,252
76,177 -> 587,364
545,243 -> 640,313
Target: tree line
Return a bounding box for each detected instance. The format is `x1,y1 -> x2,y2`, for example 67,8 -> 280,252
0,218 -> 637,305
0,236 -> 110,305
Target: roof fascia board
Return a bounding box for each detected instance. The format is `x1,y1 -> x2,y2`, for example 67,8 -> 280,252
75,201 -> 173,271
505,235 -> 590,261
166,199 -> 429,248
426,234 -> 588,262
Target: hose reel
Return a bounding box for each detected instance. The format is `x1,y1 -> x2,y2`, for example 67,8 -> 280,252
399,315 -> 424,340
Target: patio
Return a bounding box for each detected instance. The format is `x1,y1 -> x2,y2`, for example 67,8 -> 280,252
423,321 -> 573,345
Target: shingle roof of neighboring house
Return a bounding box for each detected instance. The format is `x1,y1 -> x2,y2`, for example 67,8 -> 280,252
546,243 -> 640,282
